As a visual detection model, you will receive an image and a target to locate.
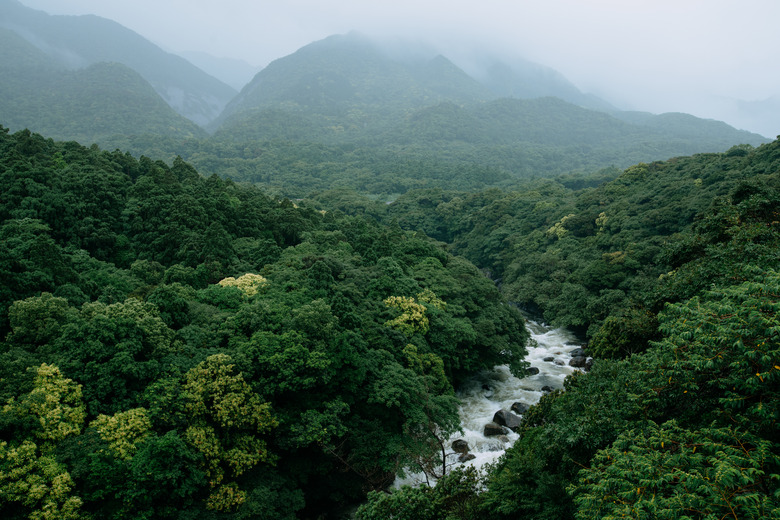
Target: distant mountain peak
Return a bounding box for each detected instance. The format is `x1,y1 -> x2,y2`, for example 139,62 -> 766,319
0,0 -> 236,126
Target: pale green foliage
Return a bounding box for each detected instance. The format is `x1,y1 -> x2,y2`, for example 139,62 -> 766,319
3,364 -> 85,443
416,288 -> 446,310
0,365 -> 87,518
217,273 -> 268,297
181,353 -> 278,511
90,408 -> 151,460
595,211 -> 608,232
0,440 -> 86,520
546,213 -> 575,239
384,290 -> 445,336
385,296 -> 430,335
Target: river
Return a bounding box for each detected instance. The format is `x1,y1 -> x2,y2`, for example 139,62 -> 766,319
396,317 -> 586,486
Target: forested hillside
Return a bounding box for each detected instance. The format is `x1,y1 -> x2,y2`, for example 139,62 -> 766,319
0,0 -> 236,125
0,127 -> 529,518
0,28 -> 207,143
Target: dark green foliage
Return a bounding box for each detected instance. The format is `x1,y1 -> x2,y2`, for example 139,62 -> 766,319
0,127 -> 529,518
358,139 -> 780,520
572,421 -> 779,520
356,466 -> 483,520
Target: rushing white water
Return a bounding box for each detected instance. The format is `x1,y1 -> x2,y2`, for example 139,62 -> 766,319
396,317 -> 586,487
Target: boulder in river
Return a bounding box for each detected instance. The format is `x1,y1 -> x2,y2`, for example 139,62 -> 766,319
569,347 -> 586,358
458,453 -> 476,463
543,356 -> 554,362
493,409 -> 522,430
526,367 -> 540,376
569,356 -> 587,368
541,385 -> 554,393
511,402 -> 529,415
484,422 -> 508,436
451,439 -> 470,454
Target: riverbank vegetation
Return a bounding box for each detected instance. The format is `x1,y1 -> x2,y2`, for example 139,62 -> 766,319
357,141 -> 780,518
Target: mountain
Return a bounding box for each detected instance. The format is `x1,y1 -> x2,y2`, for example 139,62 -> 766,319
214,33 -> 767,153
0,0 -> 236,125
0,27 -> 206,143
212,32 -> 494,133
466,54 -> 617,112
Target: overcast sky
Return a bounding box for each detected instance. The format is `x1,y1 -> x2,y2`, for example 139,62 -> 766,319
17,0 -> 780,136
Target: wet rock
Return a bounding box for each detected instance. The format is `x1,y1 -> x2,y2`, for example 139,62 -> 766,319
543,356 -> 554,362
554,359 -> 565,366
458,453 -> 476,463
483,422 -> 508,436
493,409 -> 522,430
569,347 -> 586,358
569,356 -> 587,368
510,402 -> 529,415
497,435 -> 510,443
451,439 -> 470,454
526,367 -> 540,376
541,385 -> 554,393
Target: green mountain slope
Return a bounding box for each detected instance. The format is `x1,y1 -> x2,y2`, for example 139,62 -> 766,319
0,0 -> 236,125
213,32 -> 492,134
211,33 -> 768,189
474,54 -> 616,111
0,30 -> 206,143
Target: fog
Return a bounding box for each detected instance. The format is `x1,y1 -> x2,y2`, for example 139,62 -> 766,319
17,0 -> 780,137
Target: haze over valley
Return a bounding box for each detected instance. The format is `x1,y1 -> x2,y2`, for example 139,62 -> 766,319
13,0 -> 780,138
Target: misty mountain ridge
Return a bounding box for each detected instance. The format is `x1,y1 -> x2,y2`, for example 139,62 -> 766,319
0,27 -> 205,142
0,1 -> 770,179
0,0 -> 236,125
215,32 -> 610,129
213,33 -> 766,154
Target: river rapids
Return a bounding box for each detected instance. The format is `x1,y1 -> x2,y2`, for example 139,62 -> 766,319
396,317 -> 586,487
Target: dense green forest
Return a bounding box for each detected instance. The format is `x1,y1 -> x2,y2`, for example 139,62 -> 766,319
1,124 -> 778,519
0,127 -> 529,518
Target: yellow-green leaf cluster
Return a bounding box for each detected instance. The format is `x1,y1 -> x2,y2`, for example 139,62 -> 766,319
181,354 -> 278,511
3,364 -> 85,444
90,408 -> 151,461
546,214 -> 575,239
217,273 -> 268,297
384,290 -> 447,336
0,440 -> 86,520
384,295 -> 429,336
